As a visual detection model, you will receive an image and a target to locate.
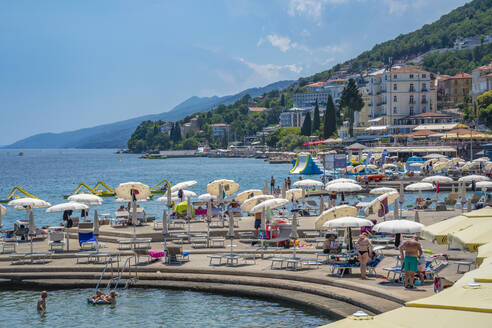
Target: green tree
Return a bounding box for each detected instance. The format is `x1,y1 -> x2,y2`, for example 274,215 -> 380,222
312,100 -> 320,132
301,112 -> 312,136
182,137 -> 198,150
280,94 -> 285,107
339,79 -> 364,137
323,94 -> 337,138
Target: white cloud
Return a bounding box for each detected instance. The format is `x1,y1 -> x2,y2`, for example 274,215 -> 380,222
287,0 -> 349,22
321,44 -> 346,53
237,57 -> 302,81
266,34 -> 292,52
382,0 -> 427,15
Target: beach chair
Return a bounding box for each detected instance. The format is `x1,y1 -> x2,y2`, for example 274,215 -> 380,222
133,249 -> 152,264
367,256 -> 384,276
165,246 -> 190,264
78,231 -> 98,250
48,231 -> 65,251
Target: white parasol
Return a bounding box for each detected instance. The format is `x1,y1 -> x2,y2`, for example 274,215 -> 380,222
405,182 -> 434,191
171,190 -> 197,199
46,202 -> 88,213
67,194 -> 103,206
170,180 -> 197,193
325,182 -> 362,193
314,205 -> 358,230
8,198 -> 51,209
285,188 -> 303,201
458,175 -> 490,182
250,198 -> 288,213
0,204 -> 5,227
372,219 -> 424,233
206,179 -> 239,196
293,179 -> 324,188
236,189 -> 263,203
240,195 -> 274,212
326,178 -> 357,185
93,210 -> 100,235
370,187 -> 397,194
197,193 -> 217,201
115,182 -> 151,200
476,181 -> 492,189
322,216 -> 373,229
422,176 -> 454,184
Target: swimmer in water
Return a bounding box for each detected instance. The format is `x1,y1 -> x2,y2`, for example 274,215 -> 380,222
88,289 -> 106,303
37,291 -> 48,312
103,290 -> 118,305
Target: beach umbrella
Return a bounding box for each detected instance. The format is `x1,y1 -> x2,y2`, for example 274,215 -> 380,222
393,201 -> 399,220
370,187 -> 397,195
162,209 -> 168,249
382,163 -> 397,169
414,211 -> 420,223
166,187 -> 172,208
301,187 -> 306,204
240,195 -> 274,212
290,211 -> 299,259
67,194 -> 103,206
315,205 -> 358,230
115,182 -> 151,236
372,219 -> 424,234
285,188 -> 303,201
186,196 -> 193,236
263,179 -> 269,195
451,183 -> 456,193
319,195 -> 325,215
326,178 -> 357,185
0,204 -> 6,227
250,198 -> 288,213
171,190 -> 197,200
293,179 -> 323,188
363,191 -> 399,216
281,181 -> 286,199
197,193 -> 217,201
422,176 -> 453,184
405,182 -> 434,200
325,182 -> 362,193
46,202 -> 89,213
458,175 -> 490,182
115,182 -> 151,201
476,181 -> 492,189
206,179 -> 239,196
236,189 -> 263,203
423,154 -> 447,159
218,184 -> 224,206
170,180 -> 197,193
399,182 -> 404,206
8,198 -> 51,210
322,216 -> 373,229
93,210 -> 99,235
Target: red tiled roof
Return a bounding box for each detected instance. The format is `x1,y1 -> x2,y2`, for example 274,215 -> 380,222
248,107 -> 269,112
407,112 -> 451,118
395,129 -> 436,138
447,72 -> 472,79
306,82 -> 325,87
210,123 -> 230,127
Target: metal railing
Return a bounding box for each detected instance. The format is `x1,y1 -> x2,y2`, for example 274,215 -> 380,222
113,255 -> 138,291
94,258 -> 116,294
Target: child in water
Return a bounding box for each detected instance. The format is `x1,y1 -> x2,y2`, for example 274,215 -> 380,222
88,290 -> 106,303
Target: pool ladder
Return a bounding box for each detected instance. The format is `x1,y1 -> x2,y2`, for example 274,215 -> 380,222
95,255 -> 138,294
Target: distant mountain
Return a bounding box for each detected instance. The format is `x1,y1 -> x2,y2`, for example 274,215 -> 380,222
4,80 -> 293,149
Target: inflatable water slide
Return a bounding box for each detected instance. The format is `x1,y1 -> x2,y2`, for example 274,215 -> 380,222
290,152 -> 323,175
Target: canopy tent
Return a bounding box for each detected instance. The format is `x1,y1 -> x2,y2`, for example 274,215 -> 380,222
314,205 -> 358,230
447,219 -> 492,252
420,215 -> 471,244
476,242 -> 492,267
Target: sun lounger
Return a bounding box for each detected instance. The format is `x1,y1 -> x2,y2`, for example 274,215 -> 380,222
209,237 -> 225,248
191,237 -> 208,248
207,254 -> 224,266
169,219 -> 186,230
49,231 -> 65,251
117,238 -> 151,250
78,232 -> 98,250
1,242 -> 17,254
165,246 -> 190,264
133,249 -> 152,264
76,251 -> 98,264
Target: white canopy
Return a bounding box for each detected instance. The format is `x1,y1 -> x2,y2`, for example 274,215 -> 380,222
322,216 -> 373,228
170,180 -> 197,193
326,178 -> 357,185
197,193 -> 217,201
171,190 -> 197,198
314,205 -> 358,230
236,189 -> 263,203
67,194 -> 103,206
476,181 -> 492,189
115,182 -> 151,200
372,220 -> 424,233
0,204 -> 6,216
325,182 -> 362,193
423,154 -> 447,159
285,188 -> 303,201
241,195 -> 274,212
293,179 -> 324,188
46,202 -> 88,213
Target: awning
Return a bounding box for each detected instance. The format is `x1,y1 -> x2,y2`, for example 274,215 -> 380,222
368,117 -> 384,123
413,123 -> 467,131
365,125 -> 388,131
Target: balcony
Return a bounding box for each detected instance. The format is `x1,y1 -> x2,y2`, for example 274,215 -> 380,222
421,88 -> 428,92
409,87 -> 415,92
421,99 -> 428,104
409,100 -> 415,104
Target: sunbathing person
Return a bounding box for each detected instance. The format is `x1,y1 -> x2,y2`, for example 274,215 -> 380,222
322,234 -> 340,254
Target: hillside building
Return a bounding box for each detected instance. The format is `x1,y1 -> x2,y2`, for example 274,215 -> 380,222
279,108 -> 308,128
471,61 -> 492,104
437,73 -> 472,108
210,123 -> 230,138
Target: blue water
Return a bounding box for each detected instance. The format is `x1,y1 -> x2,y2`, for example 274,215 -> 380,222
0,149 -> 466,227
0,288 -> 331,327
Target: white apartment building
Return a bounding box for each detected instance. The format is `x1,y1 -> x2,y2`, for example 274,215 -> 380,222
279,108 -> 308,128
365,66 -> 432,126
471,61 -> 492,104
293,84 -> 345,109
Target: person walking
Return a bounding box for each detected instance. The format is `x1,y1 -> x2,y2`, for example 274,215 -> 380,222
287,177 -> 291,189
399,236 -> 423,289
270,176 -> 275,194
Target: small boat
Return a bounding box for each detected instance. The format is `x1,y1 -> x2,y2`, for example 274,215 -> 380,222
18,152 -> 24,156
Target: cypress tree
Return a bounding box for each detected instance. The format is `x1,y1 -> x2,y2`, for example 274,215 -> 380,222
301,112 -> 312,136
339,79 -> 363,137
324,94 -> 337,138
280,94 -> 285,107
313,99 -> 320,132
174,123 -> 182,142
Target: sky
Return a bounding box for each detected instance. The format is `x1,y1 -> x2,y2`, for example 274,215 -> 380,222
0,0 -> 470,145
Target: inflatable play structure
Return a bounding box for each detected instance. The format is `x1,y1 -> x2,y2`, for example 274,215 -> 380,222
290,153 -> 323,175
0,186 -> 38,203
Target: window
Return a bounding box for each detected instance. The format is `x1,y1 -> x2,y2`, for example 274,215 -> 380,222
409,107 -> 414,116
409,83 -> 415,92
393,83 -> 397,90
422,74 -> 427,78
393,74 -> 397,79
410,95 -> 415,104
393,106 -> 397,114
393,95 -> 397,102
422,83 -> 427,91
409,74 -> 414,79
422,107 -> 426,113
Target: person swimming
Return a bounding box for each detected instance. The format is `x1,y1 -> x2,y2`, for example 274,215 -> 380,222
37,291 -> 48,313
88,290 -> 106,303
103,290 -> 118,305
